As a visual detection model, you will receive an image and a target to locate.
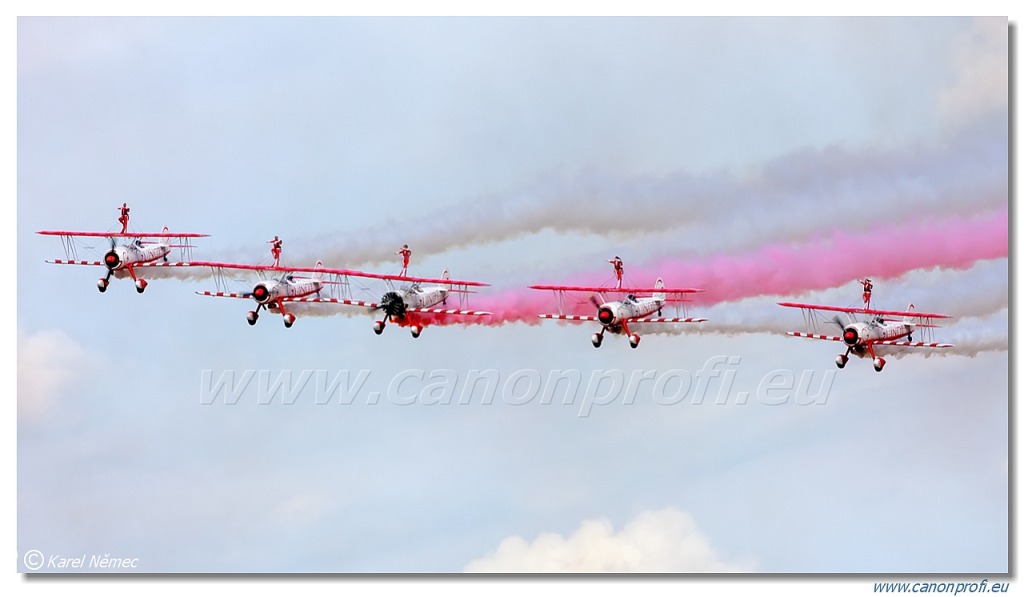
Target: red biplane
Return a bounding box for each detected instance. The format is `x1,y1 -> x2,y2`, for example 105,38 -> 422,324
38,225 -> 208,294
530,259 -> 706,348
195,245 -> 489,335
779,284 -> 953,372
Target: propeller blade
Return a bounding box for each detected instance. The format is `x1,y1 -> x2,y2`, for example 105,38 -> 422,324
589,294 -> 601,309
830,315 -> 846,332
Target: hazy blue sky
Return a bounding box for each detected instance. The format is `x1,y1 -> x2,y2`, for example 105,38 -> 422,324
14,14 -> 1009,587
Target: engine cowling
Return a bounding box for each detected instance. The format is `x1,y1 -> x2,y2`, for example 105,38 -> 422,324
842,327 -> 859,346
103,249 -> 121,269
251,283 -> 273,304
597,306 -> 615,325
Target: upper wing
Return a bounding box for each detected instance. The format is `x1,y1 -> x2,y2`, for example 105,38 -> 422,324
778,302 -> 951,320
530,284 -> 703,294
38,230 -> 209,238
191,261 -> 488,288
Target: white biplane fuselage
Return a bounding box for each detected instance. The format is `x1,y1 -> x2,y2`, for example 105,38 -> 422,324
841,317 -> 914,349
246,266 -> 325,328
251,276 -> 324,306
372,283 -> 450,338
105,241 -> 171,270
596,293 -> 666,331
100,239 -> 172,293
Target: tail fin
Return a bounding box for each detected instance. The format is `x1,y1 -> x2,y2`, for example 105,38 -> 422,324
314,260 -> 324,280
904,303 -> 916,324
653,278 -> 666,302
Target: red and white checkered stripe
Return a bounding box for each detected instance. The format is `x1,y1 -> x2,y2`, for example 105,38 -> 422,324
539,314 -> 598,321
787,332 -> 840,341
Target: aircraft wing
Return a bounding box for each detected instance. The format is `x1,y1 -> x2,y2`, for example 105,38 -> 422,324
785,332 -> 843,342
530,284 -> 703,294
311,266 -> 489,287
46,259 -> 104,266
48,259 -> 202,268
628,317 -> 708,324
38,230 -> 209,238
191,261 -> 488,288
875,340 -> 955,348
406,307 -> 491,316
778,302 -> 951,320
196,291 -> 254,299
538,314 -> 601,322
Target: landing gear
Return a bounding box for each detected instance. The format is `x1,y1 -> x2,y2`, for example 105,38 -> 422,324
135,278 -> 148,294
97,278 -> 109,293
628,334 -> 641,349
373,320 -> 385,335
410,325 -> 422,338
835,354 -> 848,369
591,332 -> 603,348
873,357 -> 886,372
247,310 -> 259,326
283,313 -> 296,328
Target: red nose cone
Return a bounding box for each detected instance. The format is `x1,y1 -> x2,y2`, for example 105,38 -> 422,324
252,284 -> 269,302
843,329 -> 858,344
598,307 -> 614,325
104,251 -> 120,268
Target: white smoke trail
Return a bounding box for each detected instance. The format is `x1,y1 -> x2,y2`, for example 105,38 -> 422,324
293,119 -> 1006,268
632,259 -> 1007,353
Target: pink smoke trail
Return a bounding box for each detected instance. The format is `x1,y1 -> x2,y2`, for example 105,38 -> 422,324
475,207 -> 1008,325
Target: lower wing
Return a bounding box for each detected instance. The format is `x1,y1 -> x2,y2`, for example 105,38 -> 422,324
786,332 -> 954,349
539,314 -> 600,322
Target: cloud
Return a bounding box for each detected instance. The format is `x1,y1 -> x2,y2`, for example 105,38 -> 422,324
17,328 -> 91,423
465,508 -> 746,572
937,17 -> 1008,130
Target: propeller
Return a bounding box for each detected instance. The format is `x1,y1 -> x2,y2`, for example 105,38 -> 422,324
102,237 -> 121,272
372,291 -> 407,318
589,294 -> 615,325
829,315 -> 846,333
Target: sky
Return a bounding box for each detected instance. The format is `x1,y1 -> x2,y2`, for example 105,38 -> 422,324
11,9 -> 1013,593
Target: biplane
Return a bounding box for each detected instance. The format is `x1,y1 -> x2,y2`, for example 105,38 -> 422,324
195,251 -> 490,334
196,261 -> 332,328
779,290 -> 953,371
530,261 -> 706,348
37,225 -> 208,293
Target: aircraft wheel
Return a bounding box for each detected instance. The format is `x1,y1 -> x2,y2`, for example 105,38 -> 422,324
283,313 -> 296,328
629,334 -> 641,349
591,333 -> 603,348
373,321 -> 385,335
873,357 -> 886,372
247,311 -> 259,326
